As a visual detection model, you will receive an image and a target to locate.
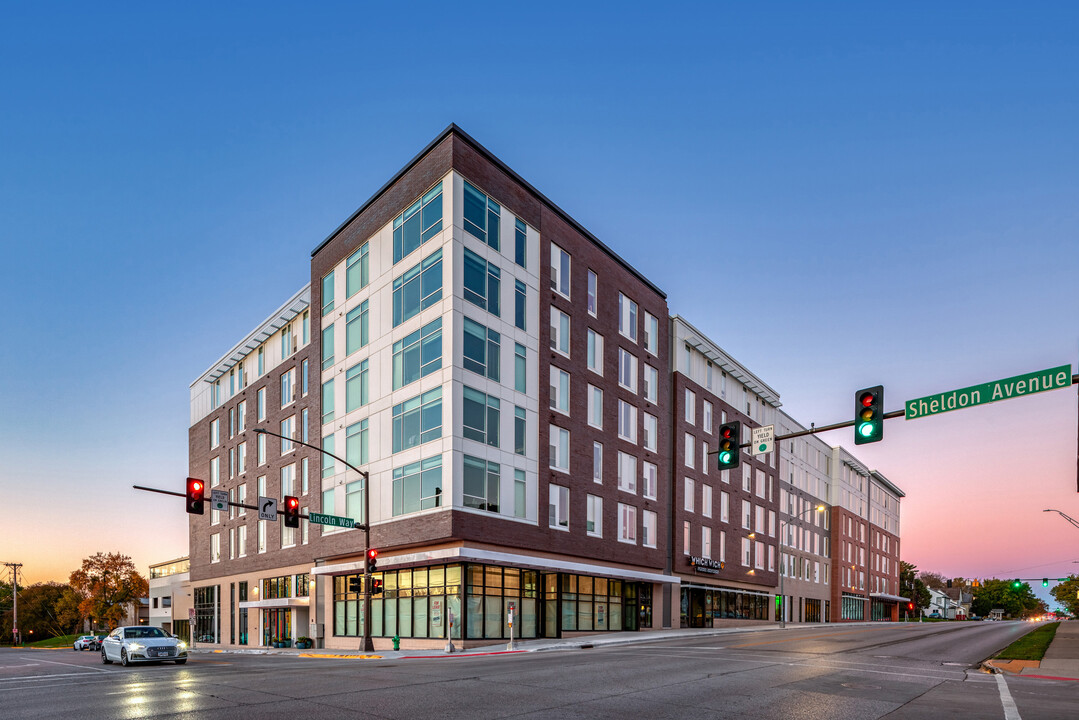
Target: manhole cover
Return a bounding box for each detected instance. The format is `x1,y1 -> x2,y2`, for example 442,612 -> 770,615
841,682 -> 881,690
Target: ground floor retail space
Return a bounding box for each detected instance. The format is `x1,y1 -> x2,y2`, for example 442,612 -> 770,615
325,562 -> 659,647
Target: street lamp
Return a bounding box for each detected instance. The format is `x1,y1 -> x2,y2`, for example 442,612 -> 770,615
1044,509 -> 1079,530
778,504 -> 825,628
253,427 -> 375,652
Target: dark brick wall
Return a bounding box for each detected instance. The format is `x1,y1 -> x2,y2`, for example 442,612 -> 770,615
671,372 -> 779,590
189,339 -> 318,583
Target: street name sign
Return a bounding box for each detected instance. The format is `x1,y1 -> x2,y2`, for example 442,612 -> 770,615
258,496 -> 277,521
309,512 -> 357,529
211,489 -> 227,512
752,424 -> 774,455
905,364 -> 1072,421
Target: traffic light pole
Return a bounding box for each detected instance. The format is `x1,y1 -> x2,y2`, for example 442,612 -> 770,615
252,428 -> 375,652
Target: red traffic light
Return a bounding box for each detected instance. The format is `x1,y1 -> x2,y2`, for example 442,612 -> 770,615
721,426 -> 733,439
860,392 -> 875,407
186,477 -> 206,515
286,497 -> 299,510
367,548 -> 378,560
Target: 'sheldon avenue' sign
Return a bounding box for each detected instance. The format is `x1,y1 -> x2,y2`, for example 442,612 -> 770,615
905,364 -> 1072,420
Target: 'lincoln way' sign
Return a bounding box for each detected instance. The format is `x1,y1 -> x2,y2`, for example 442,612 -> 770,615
905,364 -> 1072,421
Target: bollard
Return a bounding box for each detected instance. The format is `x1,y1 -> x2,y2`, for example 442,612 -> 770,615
393,635 -> 400,651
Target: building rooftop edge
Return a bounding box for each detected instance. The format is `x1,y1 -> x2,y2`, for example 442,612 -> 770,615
670,314 -> 782,406
190,283 -> 311,387
310,123 -> 667,300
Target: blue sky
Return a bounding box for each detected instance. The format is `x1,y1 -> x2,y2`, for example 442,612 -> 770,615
2,2 -> 1077,607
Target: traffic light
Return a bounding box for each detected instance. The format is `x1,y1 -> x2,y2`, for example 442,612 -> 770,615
854,385 -> 884,445
185,477 -> 205,515
284,495 -> 300,528
371,578 -> 384,595
1043,578 -> 1049,588
907,602 -> 914,611
1012,579 -> 1022,589
717,421 -> 741,470
366,548 -> 378,574
348,576 -> 362,593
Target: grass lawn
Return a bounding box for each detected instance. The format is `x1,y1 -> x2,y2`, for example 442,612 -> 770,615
19,634 -> 79,649
996,622 -> 1061,661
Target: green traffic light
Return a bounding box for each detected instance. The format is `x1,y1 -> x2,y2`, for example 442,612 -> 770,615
858,422 -> 876,438
719,451 -> 732,464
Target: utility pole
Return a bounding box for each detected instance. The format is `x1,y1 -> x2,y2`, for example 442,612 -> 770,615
2,562 -> 22,645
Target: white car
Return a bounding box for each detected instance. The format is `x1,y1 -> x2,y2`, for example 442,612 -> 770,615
73,635 -> 97,651
100,626 -> 188,666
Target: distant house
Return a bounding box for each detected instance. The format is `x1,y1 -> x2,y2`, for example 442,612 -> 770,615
925,587 -> 961,618
990,608 -> 1006,621
943,588 -> 973,619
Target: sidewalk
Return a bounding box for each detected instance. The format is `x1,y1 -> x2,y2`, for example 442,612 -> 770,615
1014,620 -> 1079,680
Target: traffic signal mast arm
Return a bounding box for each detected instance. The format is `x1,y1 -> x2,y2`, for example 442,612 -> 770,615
706,409 -> 905,454
131,484 -> 342,523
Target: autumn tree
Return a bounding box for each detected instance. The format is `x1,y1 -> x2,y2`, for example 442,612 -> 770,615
69,553 -> 148,631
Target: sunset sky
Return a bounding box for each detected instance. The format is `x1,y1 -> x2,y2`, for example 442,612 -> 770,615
2,2 -> 1077,608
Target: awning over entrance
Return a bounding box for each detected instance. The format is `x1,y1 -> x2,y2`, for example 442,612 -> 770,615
238,597 -> 310,610
310,546 -> 679,586
870,592 -> 909,603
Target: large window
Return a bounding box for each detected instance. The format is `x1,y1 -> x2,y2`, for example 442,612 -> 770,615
617,452 -> 636,493
618,504 -> 637,544
587,270 -> 597,316
346,242 -> 369,297
514,406 -> 526,456
514,218 -> 527,267
463,317 -> 500,380
463,180 -> 500,250
550,308 -> 569,355
618,293 -> 638,342
587,330 -> 603,375
392,456 -> 443,516
345,359 -> 368,412
321,271 -> 335,316
346,301 -> 369,355
392,387 -> 442,453
463,387 -> 499,447
587,495 -> 602,537
643,461 -> 657,499
550,243 -> 570,298
392,249 -> 443,327
463,455 -> 499,512
514,280 -> 526,331
618,400 -> 637,443
322,379 -> 335,425
644,312 -> 659,355
514,343 -> 527,393
549,367 -> 570,414
644,365 -> 658,403
549,484 -> 569,529
643,413 -> 657,452
588,385 -> 603,429
392,318 -> 442,390
618,348 -> 638,392
394,182 -> 443,264
322,323 -> 335,370
346,419 -> 368,467
463,249 -> 500,315
549,425 -> 569,472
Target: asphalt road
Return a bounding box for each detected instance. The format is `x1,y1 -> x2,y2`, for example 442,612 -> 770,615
2,621 -> 1076,719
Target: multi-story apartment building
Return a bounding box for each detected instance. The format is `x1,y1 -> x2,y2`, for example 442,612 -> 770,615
148,557 -> 189,635
670,316 -> 781,626
829,448 -> 904,621
185,286 -> 318,646
775,411 -> 834,623
184,125 -> 906,649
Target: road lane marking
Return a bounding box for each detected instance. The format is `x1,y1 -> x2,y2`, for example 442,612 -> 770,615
15,656 -> 109,673
995,673 -> 1022,720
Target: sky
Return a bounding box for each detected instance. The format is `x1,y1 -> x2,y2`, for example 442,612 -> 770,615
2,2 -> 1077,608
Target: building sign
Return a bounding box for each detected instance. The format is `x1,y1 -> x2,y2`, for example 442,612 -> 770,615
689,556 -> 724,574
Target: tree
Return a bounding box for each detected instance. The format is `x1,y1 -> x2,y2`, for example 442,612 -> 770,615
1050,575 -> 1079,616
0,583 -> 70,641
970,579 -> 1042,619
54,587 -> 85,634
68,553 -> 148,631
900,562 -> 932,611
918,571 -> 947,589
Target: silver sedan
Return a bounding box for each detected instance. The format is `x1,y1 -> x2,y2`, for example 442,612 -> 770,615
100,626 -> 188,666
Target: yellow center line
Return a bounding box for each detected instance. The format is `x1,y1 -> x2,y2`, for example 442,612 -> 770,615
729,628 -> 885,647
